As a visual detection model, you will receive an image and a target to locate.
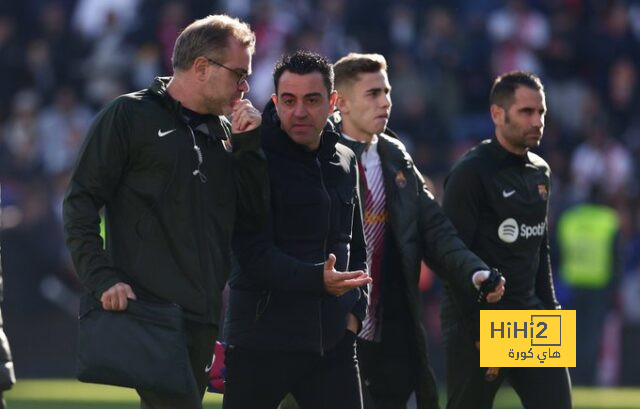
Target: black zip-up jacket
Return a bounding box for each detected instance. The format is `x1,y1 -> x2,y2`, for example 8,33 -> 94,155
339,128 -> 488,409
441,138 -> 560,339
63,77 -> 269,324
224,100 -> 367,353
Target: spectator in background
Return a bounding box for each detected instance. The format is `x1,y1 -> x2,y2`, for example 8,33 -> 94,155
0,13 -> 24,119
71,0 -> 140,40
487,0 -> 549,76
557,186 -> 619,385
81,10 -> 132,107
156,1 -> 191,73
386,50 -> 430,145
36,1 -> 86,87
37,86 -> 93,176
606,57 -> 639,138
1,90 -> 42,180
570,120 -> 634,201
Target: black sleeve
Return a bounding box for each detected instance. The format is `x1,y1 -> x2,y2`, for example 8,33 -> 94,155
441,160 -> 484,246
418,165 -> 488,294
230,127 -> 270,232
440,159 -> 489,340
231,207 -> 326,295
535,227 -> 560,309
535,175 -> 560,310
63,99 -> 130,298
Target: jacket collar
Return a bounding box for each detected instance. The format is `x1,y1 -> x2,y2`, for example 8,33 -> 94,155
338,131 -> 403,172
149,76 -> 226,140
261,99 -> 339,160
486,137 -> 531,165
339,136 -> 366,159
149,76 -> 181,113
332,111 -> 401,162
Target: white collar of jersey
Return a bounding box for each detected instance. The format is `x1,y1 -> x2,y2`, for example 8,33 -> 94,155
341,132 -> 379,148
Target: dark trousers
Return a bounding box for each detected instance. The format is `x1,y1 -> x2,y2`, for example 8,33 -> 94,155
443,320 -> 572,409
357,339 -> 417,409
223,330 -> 362,409
137,319 -> 218,409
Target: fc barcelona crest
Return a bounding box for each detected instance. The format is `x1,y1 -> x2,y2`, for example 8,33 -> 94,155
395,171 -> 407,188
538,184 -> 548,200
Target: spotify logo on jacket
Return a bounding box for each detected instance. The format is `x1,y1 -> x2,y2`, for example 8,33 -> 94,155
498,218 -> 546,243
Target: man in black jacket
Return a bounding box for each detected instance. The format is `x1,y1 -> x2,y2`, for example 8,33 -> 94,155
333,53 -> 505,409
223,51 -> 371,409
63,15 -> 268,409
441,71 -> 571,409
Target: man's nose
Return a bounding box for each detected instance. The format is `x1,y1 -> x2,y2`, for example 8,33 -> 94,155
381,94 -> 391,109
293,103 -> 308,117
533,114 -> 544,128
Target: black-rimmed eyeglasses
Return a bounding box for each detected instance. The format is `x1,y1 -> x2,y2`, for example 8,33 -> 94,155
205,58 -> 249,86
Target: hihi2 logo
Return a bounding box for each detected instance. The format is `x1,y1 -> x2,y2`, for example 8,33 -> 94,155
480,310 -> 576,367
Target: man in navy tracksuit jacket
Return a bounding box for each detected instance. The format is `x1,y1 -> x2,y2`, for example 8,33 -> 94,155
223,51 -> 371,409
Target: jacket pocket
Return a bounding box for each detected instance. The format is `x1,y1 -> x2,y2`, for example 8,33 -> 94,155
225,289 -> 266,326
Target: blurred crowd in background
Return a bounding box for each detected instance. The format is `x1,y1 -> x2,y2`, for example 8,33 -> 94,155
1,0 -> 639,387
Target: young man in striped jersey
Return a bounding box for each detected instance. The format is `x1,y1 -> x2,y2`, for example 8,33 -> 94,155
333,53 -> 505,409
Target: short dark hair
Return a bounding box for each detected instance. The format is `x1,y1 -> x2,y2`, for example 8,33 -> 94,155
490,71 -> 544,110
273,51 -> 334,95
172,14 -> 255,71
334,53 -> 387,89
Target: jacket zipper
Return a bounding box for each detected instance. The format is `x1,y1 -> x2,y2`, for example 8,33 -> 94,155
317,156 -> 330,356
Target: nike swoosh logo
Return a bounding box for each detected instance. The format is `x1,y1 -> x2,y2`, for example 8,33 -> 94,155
502,190 -> 516,198
157,129 -> 176,137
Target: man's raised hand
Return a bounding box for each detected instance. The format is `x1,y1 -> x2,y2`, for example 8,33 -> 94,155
323,253 -> 371,296
231,99 -> 261,133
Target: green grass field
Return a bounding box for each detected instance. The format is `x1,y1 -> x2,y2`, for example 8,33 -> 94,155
4,379 -> 640,408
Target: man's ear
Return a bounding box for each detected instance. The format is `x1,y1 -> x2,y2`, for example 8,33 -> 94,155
271,94 -> 278,110
193,56 -> 209,81
329,90 -> 338,111
490,104 -> 504,126
335,92 -> 349,114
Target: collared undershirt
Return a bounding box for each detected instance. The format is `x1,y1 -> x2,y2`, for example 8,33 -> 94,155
342,133 -> 387,342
